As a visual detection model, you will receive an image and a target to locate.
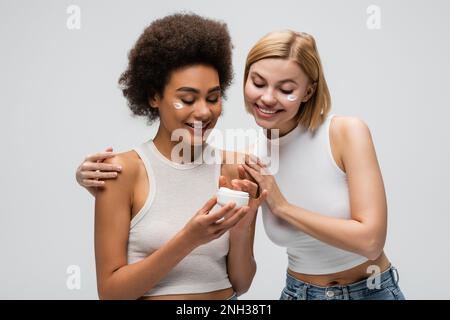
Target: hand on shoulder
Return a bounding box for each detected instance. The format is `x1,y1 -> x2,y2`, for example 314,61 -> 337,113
97,150 -> 142,192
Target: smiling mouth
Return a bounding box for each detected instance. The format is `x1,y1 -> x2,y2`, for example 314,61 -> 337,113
184,122 -> 210,129
184,122 -> 212,134
254,104 -> 284,115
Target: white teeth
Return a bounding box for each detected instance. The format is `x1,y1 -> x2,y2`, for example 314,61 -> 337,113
186,123 -> 208,128
257,105 -> 278,114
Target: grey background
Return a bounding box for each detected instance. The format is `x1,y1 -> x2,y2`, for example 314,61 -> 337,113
1,0 -> 449,299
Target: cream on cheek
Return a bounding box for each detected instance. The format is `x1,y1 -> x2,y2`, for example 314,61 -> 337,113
286,94 -> 298,102
173,102 -> 185,109
275,91 -> 304,120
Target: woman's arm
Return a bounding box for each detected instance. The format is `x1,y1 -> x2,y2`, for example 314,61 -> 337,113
95,153 -> 249,300
226,218 -> 257,296
221,157 -> 267,296
243,117 -> 387,260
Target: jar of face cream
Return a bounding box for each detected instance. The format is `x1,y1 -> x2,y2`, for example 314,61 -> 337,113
217,187 -> 249,209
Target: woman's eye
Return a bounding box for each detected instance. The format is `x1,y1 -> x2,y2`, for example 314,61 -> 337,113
207,97 -> 220,104
181,99 -> 195,105
253,81 -> 264,88
280,89 -> 293,94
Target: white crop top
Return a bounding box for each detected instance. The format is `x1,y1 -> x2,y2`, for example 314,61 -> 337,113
256,114 -> 368,275
127,140 -> 232,296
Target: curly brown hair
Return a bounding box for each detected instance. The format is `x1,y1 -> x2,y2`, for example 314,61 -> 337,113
118,13 -> 234,124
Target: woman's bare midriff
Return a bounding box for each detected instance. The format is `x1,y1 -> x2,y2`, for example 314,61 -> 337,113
287,252 -> 391,287
138,287 -> 234,300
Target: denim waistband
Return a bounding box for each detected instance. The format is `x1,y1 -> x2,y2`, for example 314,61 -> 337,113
285,265 -> 400,297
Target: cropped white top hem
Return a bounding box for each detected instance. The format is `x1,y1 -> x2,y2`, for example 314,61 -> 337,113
141,280 -> 232,297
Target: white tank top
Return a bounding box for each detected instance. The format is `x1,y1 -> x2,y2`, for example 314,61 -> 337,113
128,140 -> 232,296
256,114 -> 368,275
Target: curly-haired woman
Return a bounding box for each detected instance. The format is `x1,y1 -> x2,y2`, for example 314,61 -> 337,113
81,13 -> 266,300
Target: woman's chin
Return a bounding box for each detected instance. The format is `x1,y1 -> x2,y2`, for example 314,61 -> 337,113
255,117 -> 278,130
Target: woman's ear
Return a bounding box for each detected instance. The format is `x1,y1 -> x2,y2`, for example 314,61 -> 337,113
149,94 -> 160,109
302,82 -> 317,103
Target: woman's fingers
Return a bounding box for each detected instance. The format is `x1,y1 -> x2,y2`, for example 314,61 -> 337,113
199,196 -> 218,215
217,205 -> 238,223
206,202 -> 236,223
81,162 -> 122,172
245,154 -> 266,167
77,148 -> 119,188
85,151 -> 117,162
245,154 -> 256,165
231,179 -> 243,191
256,189 -> 269,206
242,163 -> 262,183
245,155 -> 269,177
238,165 -> 246,180
232,179 -> 258,198
245,159 -> 263,172
218,175 -> 231,189
82,179 -> 106,187
81,171 -> 118,180
214,206 -> 249,231
232,179 -> 268,207
238,165 -> 254,181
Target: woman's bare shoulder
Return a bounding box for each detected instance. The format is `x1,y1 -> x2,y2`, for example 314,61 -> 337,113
101,150 -> 143,188
329,116 -> 373,171
331,116 -> 371,139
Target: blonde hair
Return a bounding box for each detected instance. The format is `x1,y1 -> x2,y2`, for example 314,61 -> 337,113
244,30 -> 331,131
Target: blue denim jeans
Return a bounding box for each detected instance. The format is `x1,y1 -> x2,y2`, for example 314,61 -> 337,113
280,266 -> 405,300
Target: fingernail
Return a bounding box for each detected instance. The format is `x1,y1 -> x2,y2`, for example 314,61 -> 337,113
117,166 -> 122,171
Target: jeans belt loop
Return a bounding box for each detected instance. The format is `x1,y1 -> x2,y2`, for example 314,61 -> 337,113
301,283 -> 309,300
342,286 -> 349,300
390,266 -> 400,285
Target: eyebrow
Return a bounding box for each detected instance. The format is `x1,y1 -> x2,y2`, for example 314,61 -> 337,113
176,86 -> 221,94
251,72 -> 298,85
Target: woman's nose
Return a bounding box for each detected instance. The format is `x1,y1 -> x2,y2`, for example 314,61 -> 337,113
261,89 -> 277,106
193,100 -> 212,120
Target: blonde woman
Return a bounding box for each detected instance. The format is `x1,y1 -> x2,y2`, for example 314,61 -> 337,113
241,30 -> 405,300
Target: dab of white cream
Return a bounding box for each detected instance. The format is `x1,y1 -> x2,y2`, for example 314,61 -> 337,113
286,94 -> 298,102
173,102 -> 184,109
